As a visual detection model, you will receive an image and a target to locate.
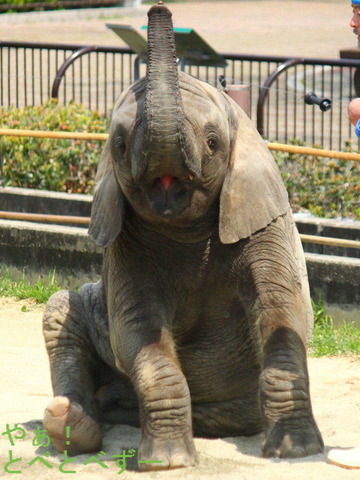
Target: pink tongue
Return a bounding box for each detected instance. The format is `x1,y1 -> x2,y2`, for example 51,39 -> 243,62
160,175 -> 173,190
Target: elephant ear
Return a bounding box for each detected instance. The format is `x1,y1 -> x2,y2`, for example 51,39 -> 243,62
88,140 -> 125,248
219,94 -> 289,244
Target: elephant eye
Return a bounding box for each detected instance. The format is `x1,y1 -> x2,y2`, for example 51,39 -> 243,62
207,137 -> 217,152
116,137 -> 127,156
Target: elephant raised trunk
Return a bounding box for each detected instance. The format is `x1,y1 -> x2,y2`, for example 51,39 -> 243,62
139,2 -> 200,183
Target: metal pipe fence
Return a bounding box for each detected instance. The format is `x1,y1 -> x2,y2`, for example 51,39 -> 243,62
1,128 -> 360,250
1,40 -> 360,150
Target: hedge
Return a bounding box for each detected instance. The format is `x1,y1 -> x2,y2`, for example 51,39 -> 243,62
1,100 -> 359,220
0,0 -> 123,13
275,138 -> 360,220
0,100 -> 109,194
0,0 -> 56,4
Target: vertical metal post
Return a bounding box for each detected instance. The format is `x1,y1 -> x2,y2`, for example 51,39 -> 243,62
303,64 -> 306,143
88,52 -> 91,109
7,48 -> 11,106
266,62 -> 271,134
72,55 -> 75,102
0,46 -> 3,106
329,65 -> 334,151
293,65 -> 297,140
284,69 -> 288,142
112,52 -> 116,107
80,56 -> 83,104
47,49 -> 51,100
104,53 -> 107,116
40,49 -> 43,104
129,53 -> 133,85
339,66 -> 343,151
96,52 -> 99,111
31,48 -> 35,105
311,65 -> 315,145
16,48 -> 20,107
134,56 -> 140,81
0,137 -> 4,186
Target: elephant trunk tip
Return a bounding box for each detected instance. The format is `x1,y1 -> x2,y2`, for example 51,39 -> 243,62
148,1 -> 171,17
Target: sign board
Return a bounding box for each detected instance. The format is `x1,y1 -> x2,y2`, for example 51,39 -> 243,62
107,23 -> 227,68
106,24 -> 148,62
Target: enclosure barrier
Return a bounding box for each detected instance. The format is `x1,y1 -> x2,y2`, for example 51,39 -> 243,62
0,211 -> 90,225
0,212 -> 359,250
1,128 -> 360,162
0,128 -> 359,251
2,40 -> 360,150
266,142 -> 360,162
0,128 -> 108,141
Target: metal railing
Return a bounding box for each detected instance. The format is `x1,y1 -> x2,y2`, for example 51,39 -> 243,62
1,40 -> 360,149
0,41 -> 137,114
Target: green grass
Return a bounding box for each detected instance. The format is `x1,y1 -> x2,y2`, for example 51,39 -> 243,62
0,270 -> 359,356
310,317 -> 360,357
0,270 -> 61,304
309,298 -> 360,357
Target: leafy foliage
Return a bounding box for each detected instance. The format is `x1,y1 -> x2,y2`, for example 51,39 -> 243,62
273,138 -> 360,220
311,296 -> 333,326
0,0 -> 57,5
1,104 -> 359,220
1,100 -> 109,194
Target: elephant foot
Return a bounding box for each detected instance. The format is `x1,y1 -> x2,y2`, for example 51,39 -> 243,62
43,396 -> 102,456
262,415 -> 324,458
138,432 -> 198,470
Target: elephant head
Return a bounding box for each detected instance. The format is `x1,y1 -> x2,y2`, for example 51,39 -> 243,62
89,1 -> 289,247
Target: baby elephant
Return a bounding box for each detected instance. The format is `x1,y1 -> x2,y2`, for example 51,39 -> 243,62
42,1 -> 324,470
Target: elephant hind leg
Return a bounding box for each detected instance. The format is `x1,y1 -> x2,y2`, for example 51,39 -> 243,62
191,392 -> 263,438
43,288 -> 103,454
43,396 -> 101,455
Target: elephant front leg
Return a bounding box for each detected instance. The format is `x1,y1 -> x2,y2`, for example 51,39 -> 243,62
259,325 -> 324,458
244,221 -> 324,458
112,325 -> 197,470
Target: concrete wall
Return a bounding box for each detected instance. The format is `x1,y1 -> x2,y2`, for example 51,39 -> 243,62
0,186 -> 92,224
295,216 -> 360,259
0,220 -> 102,288
1,187 -> 359,322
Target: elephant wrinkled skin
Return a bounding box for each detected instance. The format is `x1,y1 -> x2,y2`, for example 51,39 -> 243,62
42,2 -> 324,470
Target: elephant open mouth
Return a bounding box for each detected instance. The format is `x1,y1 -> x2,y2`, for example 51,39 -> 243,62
145,176 -> 192,217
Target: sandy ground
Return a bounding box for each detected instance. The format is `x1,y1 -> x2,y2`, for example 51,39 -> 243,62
0,1 -> 356,58
0,297 -> 359,479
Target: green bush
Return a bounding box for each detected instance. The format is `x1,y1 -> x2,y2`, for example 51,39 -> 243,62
1,100 -> 109,194
0,0 -> 57,4
273,138 -> 360,220
1,103 -> 359,220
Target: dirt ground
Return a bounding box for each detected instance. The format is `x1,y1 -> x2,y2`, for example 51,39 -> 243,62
0,297 -> 359,479
0,1 -> 356,58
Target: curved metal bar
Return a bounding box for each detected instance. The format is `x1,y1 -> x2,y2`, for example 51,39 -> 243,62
51,46 -> 98,99
256,57 -> 304,136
